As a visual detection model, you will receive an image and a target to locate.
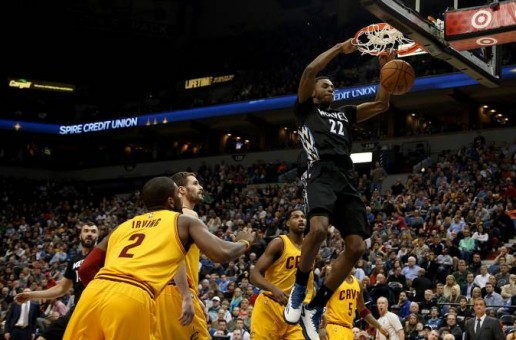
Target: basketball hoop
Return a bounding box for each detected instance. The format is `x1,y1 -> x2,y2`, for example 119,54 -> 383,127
352,23 -> 421,56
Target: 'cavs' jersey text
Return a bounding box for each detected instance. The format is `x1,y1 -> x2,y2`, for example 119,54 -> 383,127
285,256 -> 300,269
339,288 -> 359,301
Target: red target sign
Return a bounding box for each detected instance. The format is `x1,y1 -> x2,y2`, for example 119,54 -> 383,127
471,10 -> 492,29
445,1 -> 516,38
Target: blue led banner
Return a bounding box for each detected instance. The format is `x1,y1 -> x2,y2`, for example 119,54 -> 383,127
2,65 -> 515,135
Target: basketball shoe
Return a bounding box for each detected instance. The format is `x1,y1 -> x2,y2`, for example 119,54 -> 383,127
299,304 -> 324,340
283,283 -> 306,324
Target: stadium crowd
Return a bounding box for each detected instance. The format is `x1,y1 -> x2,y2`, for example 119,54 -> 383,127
0,135 -> 515,339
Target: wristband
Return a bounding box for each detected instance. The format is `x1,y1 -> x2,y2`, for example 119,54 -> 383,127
237,240 -> 251,250
359,308 -> 371,319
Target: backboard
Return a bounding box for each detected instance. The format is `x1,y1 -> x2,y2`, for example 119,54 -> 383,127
361,0 -> 503,88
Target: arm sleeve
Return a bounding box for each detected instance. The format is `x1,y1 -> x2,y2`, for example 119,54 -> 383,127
78,247 -> 106,286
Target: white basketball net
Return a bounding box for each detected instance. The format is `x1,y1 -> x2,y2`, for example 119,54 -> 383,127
353,23 -> 417,56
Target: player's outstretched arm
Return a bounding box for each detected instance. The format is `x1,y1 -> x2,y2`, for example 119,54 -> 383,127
356,53 -> 394,123
249,237 -> 288,305
179,215 -> 253,263
298,39 -> 356,103
14,278 -> 72,304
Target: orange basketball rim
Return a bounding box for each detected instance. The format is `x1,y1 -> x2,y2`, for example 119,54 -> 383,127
352,23 -> 422,56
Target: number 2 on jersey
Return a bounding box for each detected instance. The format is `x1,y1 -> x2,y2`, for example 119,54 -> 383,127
329,119 -> 345,136
119,233 -> 146,258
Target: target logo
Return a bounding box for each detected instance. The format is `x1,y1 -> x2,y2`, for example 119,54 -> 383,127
476,37 -> 498,46
471,10 -> 492,29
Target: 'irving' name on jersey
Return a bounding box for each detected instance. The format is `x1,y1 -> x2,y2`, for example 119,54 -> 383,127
132,218 -> 162,229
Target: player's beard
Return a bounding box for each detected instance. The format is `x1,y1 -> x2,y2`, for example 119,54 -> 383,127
80,237 -> 96,249
187,191 -> 203,205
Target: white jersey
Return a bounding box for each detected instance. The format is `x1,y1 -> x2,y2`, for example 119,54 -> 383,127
377,311 -> 403,340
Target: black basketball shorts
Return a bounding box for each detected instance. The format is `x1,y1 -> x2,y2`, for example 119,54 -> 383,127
303,161 -> 370,239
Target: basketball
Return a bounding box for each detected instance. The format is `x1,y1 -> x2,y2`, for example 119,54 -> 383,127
380,59 -> 415,95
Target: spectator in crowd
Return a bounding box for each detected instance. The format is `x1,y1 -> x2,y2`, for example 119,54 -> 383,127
369,273 -> 394,306
459,227 -> 476,262
209,296 -> 223,322
483,282 -> 504,312
37,298 -> 68,332
230,328 -> 243,340
5,288 -> 40,340
453,260 -> 471,286
500,274 -> 516,299
387,266 -> 408,301
439,313 -> 462,340
419,289 -> 437,319
469,287 -> 483,307
472,223 -> 489,257
402,256 -> 421,282
210,319 -> 230,338
397,291 -> 412,319
474,265 -> 490,288
411,268 -> 433,302
230,318 -> 250,340
426,306 -> 442,329
229,287 -> 243,313
436,248 -> 454,282
461,272 -> 478,298
420,251 -> 439,283
391,178 -> 405,197
435,284 -> 447,305
494,263 -> 511,288
403,313 -> 420,339
447,215 -> 465,237
428,329 -> 440,340
494,247 -> 515,266
211,308 -> 230,329
370,162 -> 388,193
456,296 -> 472,318
443,275 -> 461,299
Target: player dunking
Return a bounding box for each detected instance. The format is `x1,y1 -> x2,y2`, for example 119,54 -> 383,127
283,39 -> 393,339
249,209 -> 314,340
64,177 -> 254,340
14,222 -> 99,340
319,272 -> 388,340
155,172 -> 209,340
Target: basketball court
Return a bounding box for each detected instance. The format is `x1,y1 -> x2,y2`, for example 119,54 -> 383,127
357,0 -> 516,88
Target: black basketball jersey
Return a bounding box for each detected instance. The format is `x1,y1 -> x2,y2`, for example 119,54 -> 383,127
64,253 -> 87,305
295,98 -> 356,164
